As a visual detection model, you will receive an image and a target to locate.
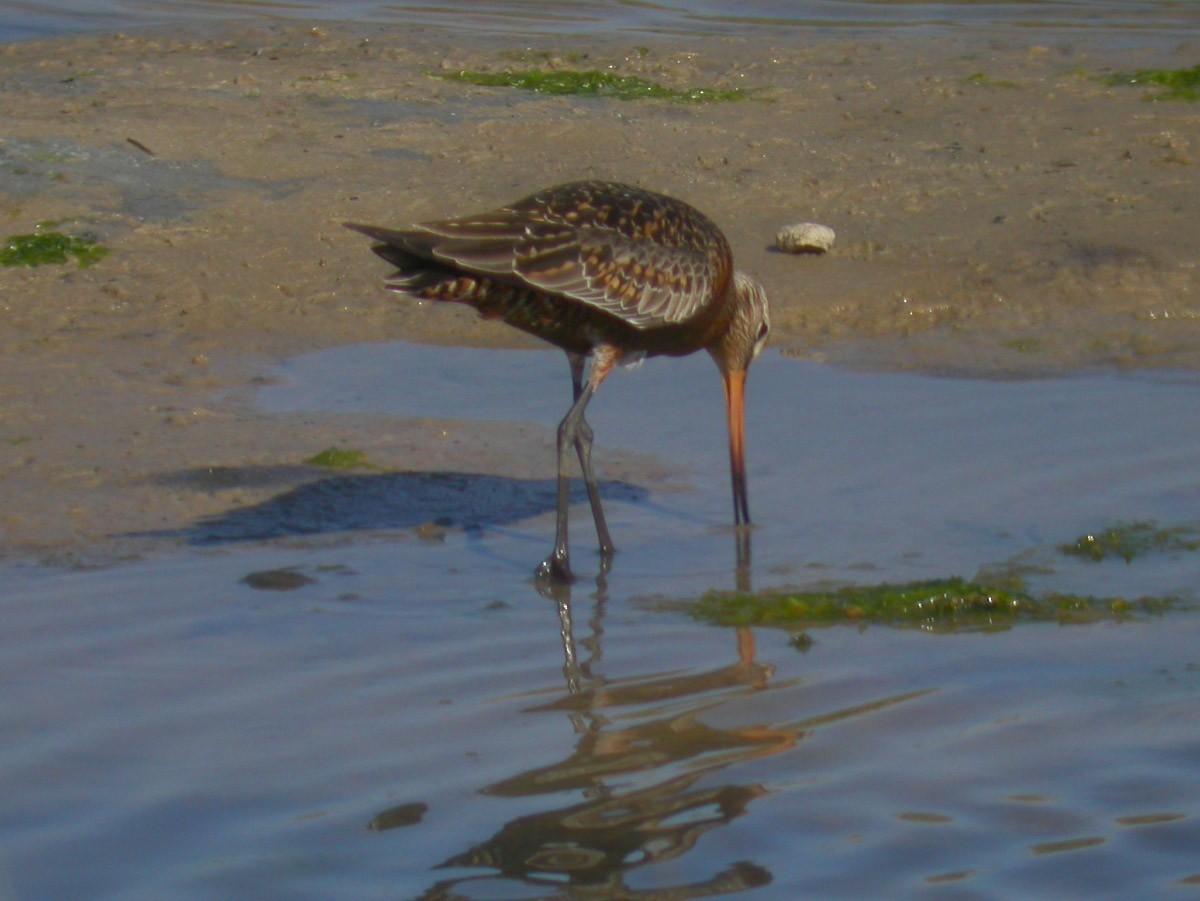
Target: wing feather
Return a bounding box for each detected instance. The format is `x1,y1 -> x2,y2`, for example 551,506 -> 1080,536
348,181 -> 731,330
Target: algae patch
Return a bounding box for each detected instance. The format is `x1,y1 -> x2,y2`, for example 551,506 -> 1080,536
1102,64 -> 1200,101
1,231 -> 108,268
1058,521 -> 1200,563
673,577 -> 1188,634
665,520 -> 1200,634
966,72 -> 1018,89
1002,337 -> 1043,354
438,69 -> 751,103
305,446 -> 370,469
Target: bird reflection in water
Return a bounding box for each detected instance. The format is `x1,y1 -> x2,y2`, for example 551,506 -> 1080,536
405,565 -> 800,900
376,556 -> 934,898
429,772 -> 771,898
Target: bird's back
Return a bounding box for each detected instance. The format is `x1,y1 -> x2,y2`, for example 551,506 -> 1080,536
346,181 -> 738,356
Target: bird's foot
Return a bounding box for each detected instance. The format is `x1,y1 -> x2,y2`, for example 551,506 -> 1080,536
536,552 -> 574,584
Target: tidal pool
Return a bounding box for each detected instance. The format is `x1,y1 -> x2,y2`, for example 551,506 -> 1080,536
2,346 -> 1198,897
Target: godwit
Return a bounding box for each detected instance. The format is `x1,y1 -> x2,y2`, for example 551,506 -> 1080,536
346,180 -> 769,581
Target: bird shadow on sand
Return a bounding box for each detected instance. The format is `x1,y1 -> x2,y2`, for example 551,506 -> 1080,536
141,466 -> 647,546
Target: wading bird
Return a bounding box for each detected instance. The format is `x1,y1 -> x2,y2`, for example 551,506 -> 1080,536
346,180 -> 769,582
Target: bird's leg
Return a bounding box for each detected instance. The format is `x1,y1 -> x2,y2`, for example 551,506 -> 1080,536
735,526 -> 752,593
538,382 -> 594,583
537,347 -> 620,583
568,353 -> 615,562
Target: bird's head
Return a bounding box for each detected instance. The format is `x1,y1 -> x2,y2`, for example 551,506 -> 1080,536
711,271 -> 771,377
709,271 -> 770,527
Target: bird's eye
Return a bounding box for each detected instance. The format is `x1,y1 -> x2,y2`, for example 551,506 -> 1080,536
757,322 -> 769,342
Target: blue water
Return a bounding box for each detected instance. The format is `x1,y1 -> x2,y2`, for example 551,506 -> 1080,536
1,0 -> 1197,44
4,346 -> 1199,898
261,344 -> 1200,595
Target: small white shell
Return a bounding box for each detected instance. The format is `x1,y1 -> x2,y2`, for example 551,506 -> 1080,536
775,222 -> 836,254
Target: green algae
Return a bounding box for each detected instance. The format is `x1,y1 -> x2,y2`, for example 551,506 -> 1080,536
1102,64 -> 1200,102
1002,337 -> 1042,354
437,68 -> 751,103
305,446 -> 369,469
675,577 -> 1188,634
966,72 -> 1018,89
1,231 -> 108,268
1058,521 -> 1200,563
296,72 -> 358,83
666,520 -> 1200,635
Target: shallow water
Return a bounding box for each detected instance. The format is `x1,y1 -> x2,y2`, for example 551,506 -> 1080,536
3,346 -> 1199,898
261,344 -> 1200,596
2,0 -> 1196,44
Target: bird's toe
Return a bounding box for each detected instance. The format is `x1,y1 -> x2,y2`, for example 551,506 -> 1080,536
535,554 -> 574,584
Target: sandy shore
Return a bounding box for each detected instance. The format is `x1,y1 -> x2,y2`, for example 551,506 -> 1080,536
0,22 -> 1196,561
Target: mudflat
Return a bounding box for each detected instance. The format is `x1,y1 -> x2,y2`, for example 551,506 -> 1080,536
1,23 -> 1196,560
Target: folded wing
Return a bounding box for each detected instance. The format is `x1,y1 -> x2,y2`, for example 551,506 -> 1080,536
348,181 -> 732,330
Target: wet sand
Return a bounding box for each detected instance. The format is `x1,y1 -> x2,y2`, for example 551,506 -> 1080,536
0,21 -> 1197,560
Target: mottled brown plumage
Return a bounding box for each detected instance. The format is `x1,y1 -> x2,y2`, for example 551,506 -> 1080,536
346,180 -> 770,582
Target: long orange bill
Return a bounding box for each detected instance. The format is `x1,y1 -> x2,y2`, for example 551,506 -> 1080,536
724,370 -> 751,526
